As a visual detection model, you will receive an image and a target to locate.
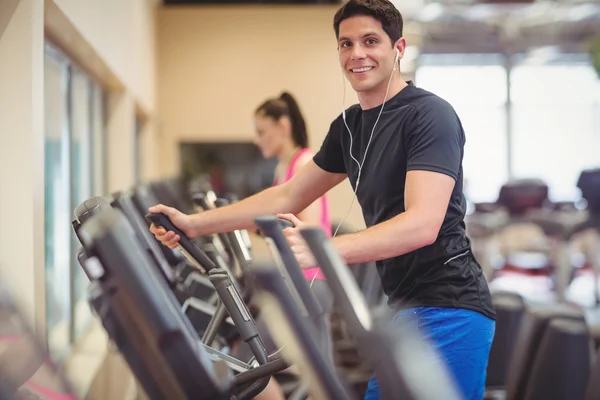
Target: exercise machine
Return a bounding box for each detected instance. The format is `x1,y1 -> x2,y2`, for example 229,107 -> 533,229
72,196 -> 239,347
77,208 -> 234,399
488,179 -> 571,303
78,208 -> 294,399
250,216 -> 356,400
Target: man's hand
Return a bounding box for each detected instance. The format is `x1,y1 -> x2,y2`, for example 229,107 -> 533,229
278,213 -> 317,269
148,204 -> 197,249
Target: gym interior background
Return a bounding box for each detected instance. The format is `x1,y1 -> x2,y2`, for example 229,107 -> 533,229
0,0 -> 599,398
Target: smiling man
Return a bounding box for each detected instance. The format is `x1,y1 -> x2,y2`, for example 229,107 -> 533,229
149,0 -> 496,399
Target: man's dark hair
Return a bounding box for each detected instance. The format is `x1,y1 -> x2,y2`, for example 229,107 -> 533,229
333,0 -> 403,46
255,92 -> 309,148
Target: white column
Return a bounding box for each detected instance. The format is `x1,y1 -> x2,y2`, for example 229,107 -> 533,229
0,0 -> 46,338
139,119 -> 160,182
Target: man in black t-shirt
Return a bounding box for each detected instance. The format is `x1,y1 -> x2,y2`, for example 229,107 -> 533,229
150,0 -> 496,398
313,82 -> 498,320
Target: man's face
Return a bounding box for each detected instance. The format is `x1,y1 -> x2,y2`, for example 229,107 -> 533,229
337,15 -> 403,94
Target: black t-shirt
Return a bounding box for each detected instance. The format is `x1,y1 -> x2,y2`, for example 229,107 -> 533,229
313,82 -> 495,320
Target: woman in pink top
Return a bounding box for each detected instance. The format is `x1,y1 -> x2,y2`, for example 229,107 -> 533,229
249,92 -> 335,400
254,92 -> 332,282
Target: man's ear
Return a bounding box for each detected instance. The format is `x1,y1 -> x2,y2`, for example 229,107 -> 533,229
394,38 -> 407,59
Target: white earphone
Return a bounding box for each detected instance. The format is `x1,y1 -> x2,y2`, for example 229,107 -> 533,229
307,48 -> 401,288
333,47 -> 401,238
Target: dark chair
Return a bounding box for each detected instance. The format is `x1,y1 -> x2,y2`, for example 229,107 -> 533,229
505,305 -> 587,400
486,291 -> 526,389
578,168 -> 600,216
525,317 -> 592,400
585,348 -> 600,400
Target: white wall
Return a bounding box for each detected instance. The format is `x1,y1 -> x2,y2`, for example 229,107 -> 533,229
53,0 -> 157,112
0,0 -> 46,338
49,0 -> 160,191
157,6 -> 385,229
1,0 -> 160,396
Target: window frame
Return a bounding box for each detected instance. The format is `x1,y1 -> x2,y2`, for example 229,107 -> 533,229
43,41 -> 108,359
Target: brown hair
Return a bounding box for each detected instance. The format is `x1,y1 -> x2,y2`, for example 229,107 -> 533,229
333,0 -> 403,46
255,92 -> 308,148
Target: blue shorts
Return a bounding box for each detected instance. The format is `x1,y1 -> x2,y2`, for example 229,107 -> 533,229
364,307 -> 495,400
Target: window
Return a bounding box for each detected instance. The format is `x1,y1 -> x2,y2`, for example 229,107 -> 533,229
70,69 -> 107,339
44,48 -> 72,360
415,54 -> 509,203
510,54 -> 600,201
44,43 -> 107,359
91,85 -> 107,197
415,53 -> 600,204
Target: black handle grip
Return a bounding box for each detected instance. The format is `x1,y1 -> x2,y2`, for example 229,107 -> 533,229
256,218 -> 294,235
145,212 -> 216,272
278,218 -> 294,230
299,227 -> 373,334
250,262 -> 355,400
254,215 -> 323,318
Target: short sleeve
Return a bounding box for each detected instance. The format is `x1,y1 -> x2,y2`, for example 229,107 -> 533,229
406,99 -> 464,181
313,118 -> 346,174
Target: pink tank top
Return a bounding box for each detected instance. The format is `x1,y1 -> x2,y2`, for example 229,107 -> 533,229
273,148 -> 331,280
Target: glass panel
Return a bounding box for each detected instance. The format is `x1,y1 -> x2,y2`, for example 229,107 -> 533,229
70,69 -> 93,338
415,56 -> 509,203
510,57 -> 600,201
44,44 -> 107,349
44,51 -> 71,360
91,85 -> 106,197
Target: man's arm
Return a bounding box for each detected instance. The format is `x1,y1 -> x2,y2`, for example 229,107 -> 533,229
189,161 -> 345,237
294,153 -> 327,227
152,118 -> 348,248
333,170 -> 455,264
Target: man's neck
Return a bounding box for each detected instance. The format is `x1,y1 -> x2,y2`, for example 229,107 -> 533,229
357,76 -> 408,110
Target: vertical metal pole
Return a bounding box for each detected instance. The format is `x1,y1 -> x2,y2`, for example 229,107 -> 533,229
66,64 -> 76,346
505,53 -> 513,181
88,80 -> 95,197
101,91 -> 109,195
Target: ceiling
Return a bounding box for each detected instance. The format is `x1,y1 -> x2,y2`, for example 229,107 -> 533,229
163,0 -> 342,4
161,0 -> 600,54
410,0 -> 600,53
